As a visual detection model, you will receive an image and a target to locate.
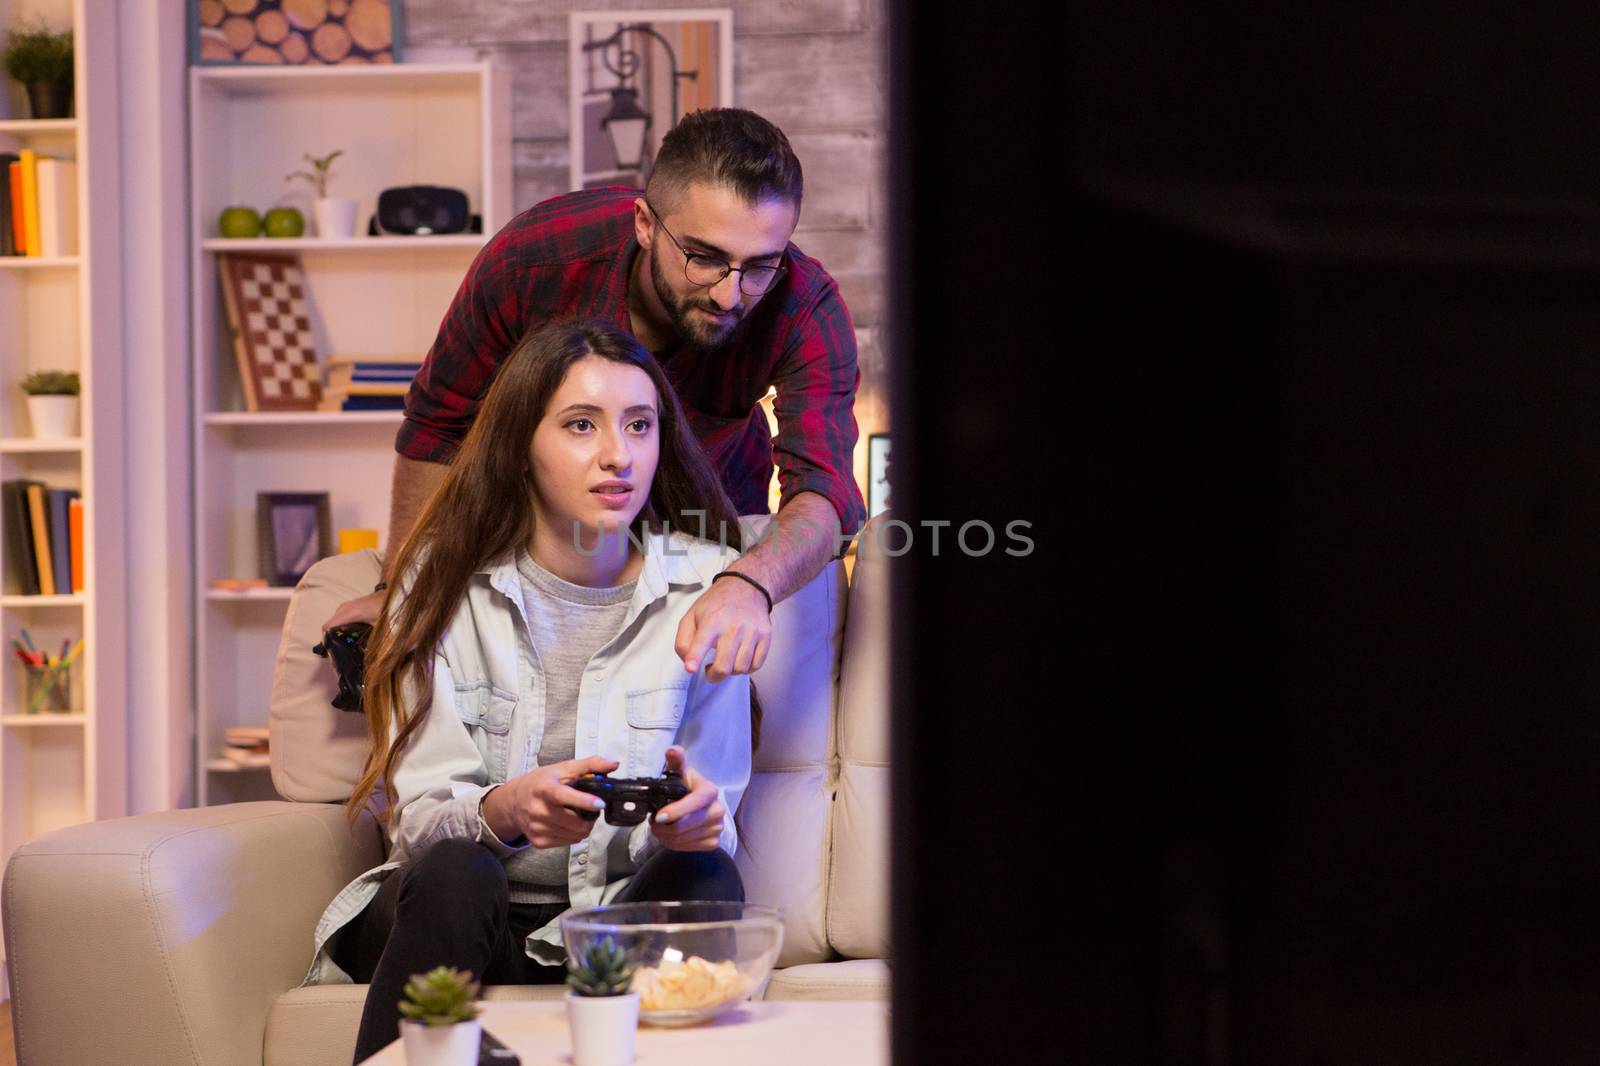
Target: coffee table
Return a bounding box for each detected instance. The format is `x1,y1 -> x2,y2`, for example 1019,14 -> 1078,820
361,999 -> 889,1065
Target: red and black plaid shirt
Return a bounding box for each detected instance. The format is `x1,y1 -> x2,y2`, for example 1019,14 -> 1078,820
398,187 -> 866,534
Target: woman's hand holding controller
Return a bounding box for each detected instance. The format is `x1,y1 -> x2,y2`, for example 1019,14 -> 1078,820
649,746 -> 726,852
482,756 -> 617,847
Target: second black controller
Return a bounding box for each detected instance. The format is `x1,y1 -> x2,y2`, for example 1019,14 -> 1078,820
570,770 -> 689,826
312,622 -> 372,713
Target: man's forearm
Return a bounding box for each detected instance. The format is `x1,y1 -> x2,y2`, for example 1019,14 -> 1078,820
383,454 -> 450,580
727,491 -> 841,605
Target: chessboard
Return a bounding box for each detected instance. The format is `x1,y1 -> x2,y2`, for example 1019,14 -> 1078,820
217,253 -> 323,412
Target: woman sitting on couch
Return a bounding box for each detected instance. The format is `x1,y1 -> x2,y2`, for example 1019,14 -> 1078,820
304,319 -> 753,1063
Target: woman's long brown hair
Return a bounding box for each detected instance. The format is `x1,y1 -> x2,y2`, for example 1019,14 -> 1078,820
346,319 -> 747,823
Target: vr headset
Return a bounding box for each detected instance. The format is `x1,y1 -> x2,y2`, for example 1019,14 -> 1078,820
368,185 -> 482,236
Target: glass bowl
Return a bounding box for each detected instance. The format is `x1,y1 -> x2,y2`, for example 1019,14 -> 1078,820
559,901 -> 785,1026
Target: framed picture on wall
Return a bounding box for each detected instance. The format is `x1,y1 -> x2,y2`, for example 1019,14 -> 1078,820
868,433 -> 891,519
258,492 -> 332,586
569,9 -> 734,191
190,0 -> 405,66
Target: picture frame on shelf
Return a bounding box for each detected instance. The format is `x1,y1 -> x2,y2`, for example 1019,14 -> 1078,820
189,0 -> 404,66
217,252 -> 323,412
257,491 -> 331,586
569,9 -> 734,192
868,433 -> 890,519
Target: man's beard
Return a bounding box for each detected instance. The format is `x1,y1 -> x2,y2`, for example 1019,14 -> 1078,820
650,250 -> 749,352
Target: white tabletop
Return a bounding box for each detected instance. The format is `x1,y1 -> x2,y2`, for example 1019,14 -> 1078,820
363,999 -> 890,1065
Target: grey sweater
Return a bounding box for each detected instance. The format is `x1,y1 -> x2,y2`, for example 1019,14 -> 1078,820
504,552 -> 636,903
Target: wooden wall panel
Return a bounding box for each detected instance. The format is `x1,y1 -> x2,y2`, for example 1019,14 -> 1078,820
405,0 -> 888,334
406,0 -> 868,45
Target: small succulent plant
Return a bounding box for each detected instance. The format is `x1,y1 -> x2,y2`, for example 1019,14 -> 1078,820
20,370 -> 79,396
286,149 -> 344,199
397,966 -> 481,1026
566,939 -> 636,997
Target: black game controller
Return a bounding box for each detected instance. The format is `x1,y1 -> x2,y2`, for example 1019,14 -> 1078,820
312,622 -> 372,713
570,770 -> 689,826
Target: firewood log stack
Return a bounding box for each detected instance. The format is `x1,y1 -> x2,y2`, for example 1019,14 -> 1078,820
197,0 -> 395,65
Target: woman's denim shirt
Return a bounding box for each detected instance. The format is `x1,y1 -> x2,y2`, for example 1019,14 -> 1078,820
303,531 -> 752,985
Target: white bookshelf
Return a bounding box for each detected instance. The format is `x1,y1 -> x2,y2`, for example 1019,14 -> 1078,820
190,60 -> 510,805
0,0 -> 127,899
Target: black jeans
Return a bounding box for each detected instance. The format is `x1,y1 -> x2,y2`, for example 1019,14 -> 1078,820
332,837 -> 745,1064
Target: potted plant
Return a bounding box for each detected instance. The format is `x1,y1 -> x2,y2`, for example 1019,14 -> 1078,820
287,149 -> 358,239
397,966 -> 482,1066
20,370 -> 79,440
3,20 -> 72,120
566,939 -> 640,1066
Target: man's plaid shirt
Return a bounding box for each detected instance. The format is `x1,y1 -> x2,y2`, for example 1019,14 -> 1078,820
398,187 -> 866,534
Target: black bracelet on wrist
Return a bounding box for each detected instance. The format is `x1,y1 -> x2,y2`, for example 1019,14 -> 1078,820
713,570 -> 773,613
373,581 -> 387,593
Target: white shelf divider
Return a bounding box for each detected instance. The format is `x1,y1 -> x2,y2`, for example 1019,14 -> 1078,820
0,595 -> 85,609
0,257 -> 80,270
203,411 -> 403,427
204,588 -> 293,602
0,119 -> 77,136
0,437 -> 84,453
202,236 -> 485,253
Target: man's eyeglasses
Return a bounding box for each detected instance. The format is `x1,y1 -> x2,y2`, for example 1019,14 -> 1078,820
645,201 -> 787,297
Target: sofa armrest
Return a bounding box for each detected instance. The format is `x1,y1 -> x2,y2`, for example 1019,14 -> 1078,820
4,800 -> 382,1066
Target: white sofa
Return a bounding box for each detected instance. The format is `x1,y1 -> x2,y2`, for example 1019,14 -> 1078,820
2,515 -> 890,1065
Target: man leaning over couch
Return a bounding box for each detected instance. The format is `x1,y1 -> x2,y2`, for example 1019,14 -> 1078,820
323,108 -> 865,677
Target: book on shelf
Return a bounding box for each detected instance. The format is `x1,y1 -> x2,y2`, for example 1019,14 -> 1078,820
33,158 -> 77,258
224,725 -> 269,746
48,488 -> 79,596
25,482 -> 54,596
1,153 -> 76,258
7,158 -> 23,255
0,153 -> 17,256
221,724 -> 270,768
18,150 -> 40,259
1,480 -> 83,596
317,391 -> 408,412
68,496 -> 83,593
325,360 -> 422,390
1,481 -> 38,595
220,746 -> 271,768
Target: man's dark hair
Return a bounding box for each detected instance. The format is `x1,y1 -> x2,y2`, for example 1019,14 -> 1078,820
647,108 -> 803,216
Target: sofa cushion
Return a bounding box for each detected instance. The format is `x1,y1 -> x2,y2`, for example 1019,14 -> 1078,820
828,514 -> 892,960
270,548 -> 384,802
761,959 -> 890,1001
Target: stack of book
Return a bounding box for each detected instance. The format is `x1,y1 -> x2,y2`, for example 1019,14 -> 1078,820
319,356 -> 421,412
1,150 -> 78,258
1,480 -> 83,596
219,725 -> 270,769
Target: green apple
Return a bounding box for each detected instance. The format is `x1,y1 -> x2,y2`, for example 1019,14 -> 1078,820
263,207 -> 305,238
218,205 -> 262,239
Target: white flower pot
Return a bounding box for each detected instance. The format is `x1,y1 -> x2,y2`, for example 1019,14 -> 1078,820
26,395 -> 78,440
398,1018 -> 481,1066
315,197 -> 359,239
566,991 -> 639,1066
